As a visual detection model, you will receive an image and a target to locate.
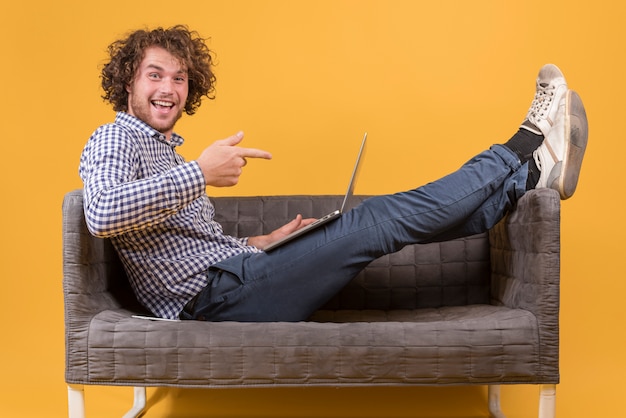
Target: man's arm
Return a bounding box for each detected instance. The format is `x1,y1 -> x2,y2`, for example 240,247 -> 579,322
81,128 -> 272,239
80,124 -> 206,238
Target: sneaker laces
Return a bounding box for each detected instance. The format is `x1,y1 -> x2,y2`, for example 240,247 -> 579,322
526,82 -> 556,122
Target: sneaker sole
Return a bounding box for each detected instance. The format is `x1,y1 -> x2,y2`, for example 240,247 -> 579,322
549,90 -> 589,199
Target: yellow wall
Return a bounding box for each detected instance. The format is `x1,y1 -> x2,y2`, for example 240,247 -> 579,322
1,0 -> 624,417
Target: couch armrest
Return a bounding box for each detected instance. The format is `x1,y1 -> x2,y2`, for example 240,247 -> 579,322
63,190 -> 136,315
489,188 -> 560,380
489,188 -> 560,311
63,190 -> 143,383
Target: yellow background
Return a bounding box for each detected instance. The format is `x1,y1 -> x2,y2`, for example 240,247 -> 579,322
1,0 -> 624,417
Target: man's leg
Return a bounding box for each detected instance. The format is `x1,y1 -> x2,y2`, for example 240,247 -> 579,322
184,144 -> 526,322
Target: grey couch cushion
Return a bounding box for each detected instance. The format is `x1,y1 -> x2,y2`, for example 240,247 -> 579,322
85,305 -> 538,386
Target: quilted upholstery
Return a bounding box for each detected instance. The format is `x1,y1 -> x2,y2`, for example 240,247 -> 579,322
63,188 -> 560,388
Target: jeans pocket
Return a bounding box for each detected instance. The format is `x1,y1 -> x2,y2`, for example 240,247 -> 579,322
207,267 -> 244,303
182,268 -> 244,321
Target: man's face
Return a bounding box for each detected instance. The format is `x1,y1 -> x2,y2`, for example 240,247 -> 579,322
126,46 -> 189,139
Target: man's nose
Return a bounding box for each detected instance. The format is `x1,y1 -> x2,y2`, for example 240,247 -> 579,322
159,78 -> 175,93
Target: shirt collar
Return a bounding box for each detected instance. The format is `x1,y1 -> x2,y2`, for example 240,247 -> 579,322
115,112 -> 185,147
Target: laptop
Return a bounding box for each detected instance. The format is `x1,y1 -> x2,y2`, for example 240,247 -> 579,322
264,132 -> 368,251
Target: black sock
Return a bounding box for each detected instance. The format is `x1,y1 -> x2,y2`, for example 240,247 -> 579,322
526,157 -> 541,190
503,129 -> 543,164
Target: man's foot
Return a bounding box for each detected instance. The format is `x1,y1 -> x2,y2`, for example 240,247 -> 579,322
533,90 -> 588,199
521,64 -> 568,137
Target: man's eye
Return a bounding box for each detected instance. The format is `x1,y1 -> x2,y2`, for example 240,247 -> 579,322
148,73 -> 160,79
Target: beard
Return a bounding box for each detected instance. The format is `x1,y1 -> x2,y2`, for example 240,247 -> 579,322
127,95 -> 184,135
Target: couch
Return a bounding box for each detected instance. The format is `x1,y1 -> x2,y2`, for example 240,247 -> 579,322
63,188 -> 561,418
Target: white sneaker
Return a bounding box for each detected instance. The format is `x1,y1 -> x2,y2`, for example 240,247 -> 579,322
533,90 -> 588,199
521,64 -> 568,137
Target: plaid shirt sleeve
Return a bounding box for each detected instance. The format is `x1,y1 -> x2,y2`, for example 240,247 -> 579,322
79,121 -> 206,238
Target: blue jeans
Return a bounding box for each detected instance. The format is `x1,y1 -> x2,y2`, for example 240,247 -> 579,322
179,145 -> 527,322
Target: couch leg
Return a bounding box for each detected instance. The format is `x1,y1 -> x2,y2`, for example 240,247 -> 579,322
68,384 -> 85,418
122,387 -> 147,418
538,384 -> 556,418
488,385 -> 506,418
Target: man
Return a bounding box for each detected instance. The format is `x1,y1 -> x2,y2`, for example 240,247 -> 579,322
80,25 -> 588,322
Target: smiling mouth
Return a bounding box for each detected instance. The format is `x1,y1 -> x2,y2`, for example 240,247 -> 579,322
152,100 -> 174,109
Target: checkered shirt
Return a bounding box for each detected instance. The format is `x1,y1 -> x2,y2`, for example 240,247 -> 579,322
79,112 -> 259,319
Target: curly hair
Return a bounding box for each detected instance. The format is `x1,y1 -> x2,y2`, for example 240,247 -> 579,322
101,25 -> 216,115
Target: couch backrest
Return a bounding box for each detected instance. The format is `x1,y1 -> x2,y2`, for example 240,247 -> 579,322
63,190 -> 491,315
